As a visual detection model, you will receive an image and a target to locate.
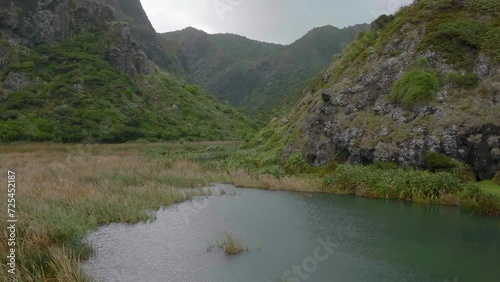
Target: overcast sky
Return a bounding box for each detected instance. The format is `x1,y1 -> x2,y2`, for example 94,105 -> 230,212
141,0 -> 414,44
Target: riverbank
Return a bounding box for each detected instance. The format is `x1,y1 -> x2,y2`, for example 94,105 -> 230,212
170,142 -> 500,217
0,142 -> 316,281
1,142 -> 499,281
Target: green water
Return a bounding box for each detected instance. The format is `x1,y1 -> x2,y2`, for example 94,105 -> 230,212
83,184 -> 500,282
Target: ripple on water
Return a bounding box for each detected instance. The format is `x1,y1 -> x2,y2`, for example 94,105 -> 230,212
82,184 -> 500,282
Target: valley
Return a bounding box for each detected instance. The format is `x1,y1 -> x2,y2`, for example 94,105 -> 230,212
0,0 -> 500,281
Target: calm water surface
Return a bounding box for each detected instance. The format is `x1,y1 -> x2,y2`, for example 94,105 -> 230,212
82,184 -> 500,282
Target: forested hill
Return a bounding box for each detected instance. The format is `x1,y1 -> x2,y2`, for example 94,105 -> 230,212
0,0 -> 256,143
163,24 -> 368,115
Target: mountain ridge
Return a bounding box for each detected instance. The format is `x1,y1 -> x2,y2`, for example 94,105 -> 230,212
163,23 -> 369,116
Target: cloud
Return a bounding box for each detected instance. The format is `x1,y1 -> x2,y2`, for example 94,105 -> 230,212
141,0 -> 216,33
140,0 -> 415,44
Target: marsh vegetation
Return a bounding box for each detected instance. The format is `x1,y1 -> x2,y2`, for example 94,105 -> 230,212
207,231 -> 248,255
0,142 -> 315,281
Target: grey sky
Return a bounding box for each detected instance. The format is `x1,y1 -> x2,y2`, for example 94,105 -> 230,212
141,0 -> 414,44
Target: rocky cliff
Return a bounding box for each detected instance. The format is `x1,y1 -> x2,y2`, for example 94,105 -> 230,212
0,0 -> 186,75
263,0 -> 500,180
0,0 -> 152,75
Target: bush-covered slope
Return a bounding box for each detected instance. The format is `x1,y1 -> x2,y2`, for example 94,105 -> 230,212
0,1 -> 256,143
163,24 -> 368,116
252,0 -> 500,180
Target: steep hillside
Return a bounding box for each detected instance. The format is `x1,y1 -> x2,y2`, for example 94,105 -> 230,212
0,0 -> 255,143
98,0 -> 187,75
163,24 -> 368,116
254,0 -> 500,180
163,27 -> 282,107
0,0 -> 187,75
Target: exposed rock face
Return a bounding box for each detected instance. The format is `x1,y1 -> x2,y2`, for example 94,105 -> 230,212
1,0 -> 95,46
3,71 -> 29,90
460,125 -> 500,180
104,22 -> 150,75
284,5 -> 500,180
100,0 -> 183,73
300,49 -> 499,179
0,0 -> 152,75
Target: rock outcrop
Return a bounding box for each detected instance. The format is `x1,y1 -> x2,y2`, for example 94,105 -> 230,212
277,0 -> 500,180
104,22 -> 150,75
0,0 -> 153,75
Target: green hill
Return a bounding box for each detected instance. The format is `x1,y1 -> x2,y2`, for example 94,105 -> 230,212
163,24 -> 368,116
0,0 -> 255,143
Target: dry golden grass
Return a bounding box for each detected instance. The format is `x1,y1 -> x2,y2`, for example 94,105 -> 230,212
0,143 -> 319,281
227,168 -> 320,192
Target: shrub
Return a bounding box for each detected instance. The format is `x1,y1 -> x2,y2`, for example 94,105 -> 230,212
337,30 -> 378,76
312,161 -> 339,177
413,58 -> 430,69
436,19 -> 488,48
390,69 -> 440,108
371,14 -> 395,30
460,184 -> 500,216
481,27 -> 500,62
35,43 -> 51,54
322,176 -> 336,190
425,152 -> 457,172
283,152 -> 309,175
334,164 -> 461,200
373,161 -> 399,170
425,152 -> 476,182
451,162 -> 477,183
494,171 -> 500,185
425,18 -> 490,68
262,166 -> 286,179
465,0 -> 500,15
445,72 -> 479,88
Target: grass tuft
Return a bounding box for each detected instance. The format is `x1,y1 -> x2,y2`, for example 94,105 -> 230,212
208,231 -> 247,255
333,164 -> 461,201
390,69 -> 440,108
481,27 -> 500,62
460,184 -> 500,216
494,172 -> 500,186
445,72 -> 479,88
283,152 -> 309,175
464,0 -> 500,15
425,152 -> 476,182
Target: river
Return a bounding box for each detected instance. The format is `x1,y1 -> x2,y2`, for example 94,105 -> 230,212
82,184 -> 500,282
